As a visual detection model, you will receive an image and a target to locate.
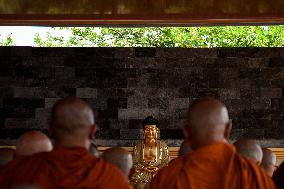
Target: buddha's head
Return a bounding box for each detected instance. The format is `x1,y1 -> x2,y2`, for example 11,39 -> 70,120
144,125 -> 158,140
142,116 -> 159,140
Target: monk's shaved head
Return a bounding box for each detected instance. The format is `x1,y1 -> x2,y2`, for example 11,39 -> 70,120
102,147 -> 133,177
16,131 -> 52,156
51,97 -> 95,135
50,97 -> 96,149
261,148 -> 277,177
185,97 -> 231,150
0,148 -> 15,167
234,139 -> 263,164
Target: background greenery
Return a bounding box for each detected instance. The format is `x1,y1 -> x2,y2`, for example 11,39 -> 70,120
2,26 -> 284,47
0,34 -> 14,46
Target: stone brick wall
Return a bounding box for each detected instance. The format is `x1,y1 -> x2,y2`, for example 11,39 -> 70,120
0,47 -> 284,147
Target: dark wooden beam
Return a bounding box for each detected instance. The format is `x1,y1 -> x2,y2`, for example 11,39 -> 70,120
0,0 -> 284,25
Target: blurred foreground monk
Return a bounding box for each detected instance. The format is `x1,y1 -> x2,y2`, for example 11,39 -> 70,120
178,140 -> 192,157
9,185 -> 41,189
234,139 -> 263,165
0,97 -> 131,189
90,143 -> 100,158
15,131 -> 52,157
273,159 -> 284,188
102,147 -> 133,177
261,148 -> 276,177
150,97 -> 275,189
0,148 -> 15,167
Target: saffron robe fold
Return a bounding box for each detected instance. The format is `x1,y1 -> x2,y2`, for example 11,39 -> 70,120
150,142 -> 275,189
0,147 -> 132,189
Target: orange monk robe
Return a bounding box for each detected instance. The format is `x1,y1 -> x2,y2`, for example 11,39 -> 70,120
0,147 -> 132,189
150,142 -> 275,189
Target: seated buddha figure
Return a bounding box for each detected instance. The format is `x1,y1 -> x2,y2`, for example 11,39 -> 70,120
130,116 -> 169,189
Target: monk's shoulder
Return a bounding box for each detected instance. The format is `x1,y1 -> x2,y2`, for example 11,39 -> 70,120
167,156 -> 184,169
2,153 -> 41,171
98,158 -> 126,175
237,154 -> 276,188
92,158 -> 131,188
0,153 -> 46,188
152,157 -> 185,184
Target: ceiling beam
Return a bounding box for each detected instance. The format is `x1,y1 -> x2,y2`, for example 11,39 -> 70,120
0,0 -> 284,26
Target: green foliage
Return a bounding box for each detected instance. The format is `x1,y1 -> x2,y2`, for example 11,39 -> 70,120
0,34 -> 15,46
34,32 -> 67,47
31,26 -> 284,47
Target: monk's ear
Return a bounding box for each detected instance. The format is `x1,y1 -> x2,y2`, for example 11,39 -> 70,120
89,124 -> 96,140
224,120 -> 232,139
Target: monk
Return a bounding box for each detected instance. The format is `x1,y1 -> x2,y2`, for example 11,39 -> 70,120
0,148 -> 15,167
234,139 -> 263,165
15,131 -> 53,157
261,148 -> 276,177
150,97 -> 275,189
0,97 -> 131,189
178,140 -> 192,157
9,185 -> 41,189
102,147 -> 133,177
273,159 -> 284,188
90,143 -> 100,158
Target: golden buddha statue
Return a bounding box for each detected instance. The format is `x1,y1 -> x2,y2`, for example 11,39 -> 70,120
130,116 -> 169,189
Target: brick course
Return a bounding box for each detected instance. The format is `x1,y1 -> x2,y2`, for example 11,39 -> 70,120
0,47 -> 284,146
